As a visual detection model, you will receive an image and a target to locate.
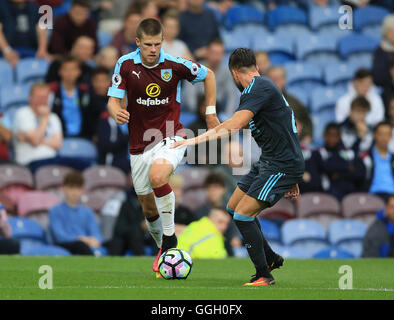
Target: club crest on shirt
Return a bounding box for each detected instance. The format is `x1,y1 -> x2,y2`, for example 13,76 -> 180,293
191,63 -> 199,75
112,73 -> 122,87
161,69 -> 172,82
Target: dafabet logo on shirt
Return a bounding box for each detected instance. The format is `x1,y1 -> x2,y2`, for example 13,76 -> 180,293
137,83 -> 169,106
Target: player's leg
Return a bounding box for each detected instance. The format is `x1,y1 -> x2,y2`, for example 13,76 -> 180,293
227,186 -> 276,266
148,158 -> 178,252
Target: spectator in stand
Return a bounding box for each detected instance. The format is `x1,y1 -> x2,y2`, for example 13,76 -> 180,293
178,0 -> 220,61
0,113 -> 13,162
169,174 -> 197,236
90,66 -> 111,114
49,0 -> 98,56
267,66 -> 313,143
110,9 -> 141,57
298,139 -> 322,194
46,35 -> 96,84
361,121 -> 394,201
336,68 -> 385,127
49,171 -> 104,255
129,0 -> 159,20
161,10 -> 193,60
362,194 -> 394,258
90,0 -> 131,34
339,96 -> 373,155
177,207 -> 230,259
96,45 -> 118,73
12,82 -> 63,169
0,0 -> 50,66
310,123 -> 365,201
381,61 -> 394,114
373,15 -> 394,91
0,203 -> 20,254
49,55 -> 100,140
255,51 -> 270,76
182,38 -> 239,116
194,172 -> 242,256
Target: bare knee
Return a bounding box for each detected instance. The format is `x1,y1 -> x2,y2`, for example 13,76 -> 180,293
149,172 -> 168,188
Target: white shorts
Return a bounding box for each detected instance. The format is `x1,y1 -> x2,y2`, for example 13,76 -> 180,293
129,136 -> 186,195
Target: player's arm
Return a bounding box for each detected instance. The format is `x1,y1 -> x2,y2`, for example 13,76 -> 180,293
108,96 -> 130,125
171,110 -> 253,148
203,68 -> 220,129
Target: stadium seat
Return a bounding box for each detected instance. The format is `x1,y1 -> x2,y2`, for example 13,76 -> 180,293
251,34 -> 294,65
0,83 -> 30,111
182,188 -> 206,211
34,165 -> 74,191
221,28 -> 251,53
20,244 -> 71,256
281,219 -> 329,257
297,192 -> 342,228
17,190 -> 61,217
223,4 -> 264,30
179,111 -> 196,128
58,137 -> 98,165
328,219 -> 368,257
98,30 -> 113,49
353,5 -> 389,31
80,191 -> 108,213
342,193 -> 385,225
361,25 -> 382,42
311,108 -> 336,147
285,86 -> 309,109
313,246 -> 354,259
178,166 -> 210,190
274,245 -> 309,259
346,53 -> 373,70
83,165 -> 127,192
309,5 -> 341,31
310,86 -> 346,113
15,58 -> 49,84
8,217 -> 46,241
296,33 -> 338,65
267,5 -> 308,31
324,63 -> 357,88
258,218 -> 281,243
0,164 -> 34,189
0,59 -> 14,87
338,34 -> 379,59
284,62 -> 323,93
274,25 -> 311,39
258,197 -> 296,221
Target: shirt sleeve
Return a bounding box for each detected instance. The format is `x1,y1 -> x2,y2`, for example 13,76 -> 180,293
107,58 -> 127,99
236,79 -> 273,115
174,57 -> 208,84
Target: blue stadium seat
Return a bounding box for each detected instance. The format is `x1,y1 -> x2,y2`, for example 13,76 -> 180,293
252,35 -> 294,65
274,245 -> 310,259
221,28 -> 251,53
354,5 -> 389,31
296,33 -> 338,65
361,25 -> 382,42
224,4 -> 264,30
311,108 -> 336,146
328,219 -> 367,258
274,25 -> 311,39
281,219 -> 329,257
267,5 -> 308,30
346,53 -> 373,70
16,58 -> 49,84
313,246 -> 354,259
0,83 -> 30,111
58,138 -> 98,162
179,111 -> 196,127
309,5 -> 341,31
8,217 -> 45,241
20,243 -> 71,256
0,59 -> 14,87
259,218 -> 281,243
324,63 -> 357,88
285,86 -> 309,109
284,62 -> 323,87
97,30 -> 113,49
338,34 -> 379,59
310,86 -> 345,113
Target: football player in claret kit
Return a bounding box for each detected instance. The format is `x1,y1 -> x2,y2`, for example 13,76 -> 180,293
172,48 -> 305,286
107,18 -> 219,277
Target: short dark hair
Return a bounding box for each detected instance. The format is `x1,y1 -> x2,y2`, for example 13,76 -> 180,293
350,96 -> 371,112
136,18 -> 163,39
354,68 -> 371,80
228,48 -> 257,72
63,171 -> 84,188
208,38 -> 224,47
72,0 -> 90,8
373,121 -> 392,133
324,122 -> 340,135
92,66 -> 110,78
204,173 -> 226,188
60,55 -> 80,68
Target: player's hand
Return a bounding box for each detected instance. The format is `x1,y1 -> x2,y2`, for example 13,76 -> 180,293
284,184 -> 300,201
170,138 -> 197,149
115,109 -> 130,125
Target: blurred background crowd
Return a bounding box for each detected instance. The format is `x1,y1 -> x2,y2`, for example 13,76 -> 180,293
0,0 -> 393,260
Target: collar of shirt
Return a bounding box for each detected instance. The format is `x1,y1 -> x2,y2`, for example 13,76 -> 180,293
133,47 -> 165,68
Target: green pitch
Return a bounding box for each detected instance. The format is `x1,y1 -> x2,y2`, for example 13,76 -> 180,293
0,256 -> 393,300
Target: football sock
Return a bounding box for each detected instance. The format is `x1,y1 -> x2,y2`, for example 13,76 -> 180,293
233,212 -> 272,279
145,214 -> 163,248
162,233 -> 178,252
153,183 -> 176,237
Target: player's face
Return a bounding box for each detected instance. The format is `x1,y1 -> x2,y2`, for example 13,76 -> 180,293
136,33 -> 163,66
231,70 -> 244,92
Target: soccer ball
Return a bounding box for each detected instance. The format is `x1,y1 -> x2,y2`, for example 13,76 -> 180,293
158,248 -> 193,280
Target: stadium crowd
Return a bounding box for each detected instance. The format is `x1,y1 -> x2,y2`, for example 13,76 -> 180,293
0,0 -> 394,259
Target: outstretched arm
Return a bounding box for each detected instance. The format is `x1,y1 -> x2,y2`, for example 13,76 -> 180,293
203,68 -> 220,129
171,110 -> 253,148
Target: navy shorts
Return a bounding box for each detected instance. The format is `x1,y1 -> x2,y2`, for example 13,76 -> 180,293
237,161 -> 303,207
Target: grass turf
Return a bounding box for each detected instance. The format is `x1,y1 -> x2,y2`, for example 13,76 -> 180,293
0,256 -> 393,300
